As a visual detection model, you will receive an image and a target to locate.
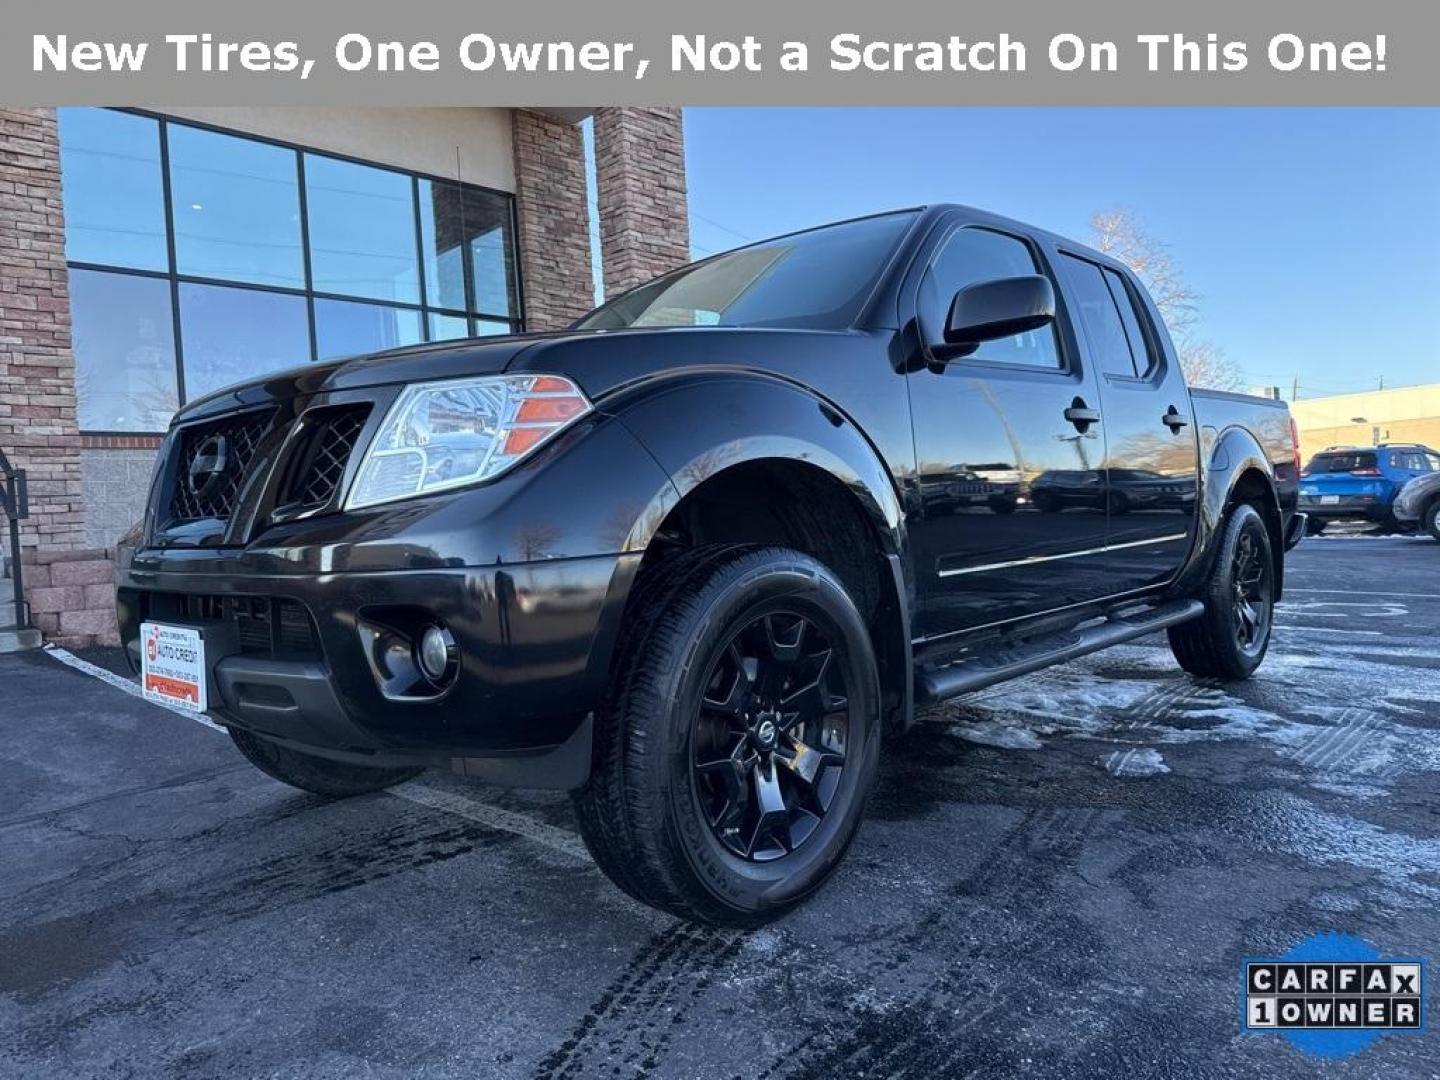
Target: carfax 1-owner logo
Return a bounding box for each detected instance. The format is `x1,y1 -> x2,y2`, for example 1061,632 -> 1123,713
1244,932 -> 1427,1059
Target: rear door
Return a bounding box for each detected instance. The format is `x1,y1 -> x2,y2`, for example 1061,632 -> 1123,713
905,219 -> 1111,638
1054,252 -> 1197,594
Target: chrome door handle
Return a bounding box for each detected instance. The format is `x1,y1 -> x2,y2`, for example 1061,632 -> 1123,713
1064,401 -> 1101,429
1162,408 -> 1189,431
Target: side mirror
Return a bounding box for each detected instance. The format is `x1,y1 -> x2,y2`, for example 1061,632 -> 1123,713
943,275 -> 1055,354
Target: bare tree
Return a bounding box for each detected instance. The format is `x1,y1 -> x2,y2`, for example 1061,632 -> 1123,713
1089,208 -> 1244,391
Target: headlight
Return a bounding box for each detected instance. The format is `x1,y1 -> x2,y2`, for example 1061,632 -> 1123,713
344,375 -> 591,510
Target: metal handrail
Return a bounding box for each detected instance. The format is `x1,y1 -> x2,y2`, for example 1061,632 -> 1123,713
0,447 -> 30,633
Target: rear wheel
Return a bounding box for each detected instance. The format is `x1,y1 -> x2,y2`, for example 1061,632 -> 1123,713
573,545 -> 881,926
1305,517 -> 1327,536
229,728 -> 422,797
1168,502 -> 1275,680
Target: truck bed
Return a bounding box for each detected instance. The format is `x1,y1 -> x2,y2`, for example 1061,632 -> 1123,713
1190,388 -> 1294,472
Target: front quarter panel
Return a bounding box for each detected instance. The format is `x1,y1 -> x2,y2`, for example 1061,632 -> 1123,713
601,372 -> 908,561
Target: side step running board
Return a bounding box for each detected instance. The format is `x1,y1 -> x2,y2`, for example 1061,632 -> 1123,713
916,599 -> 1205,704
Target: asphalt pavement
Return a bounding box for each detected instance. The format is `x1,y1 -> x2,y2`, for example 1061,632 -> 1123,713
1,533 -> 1437,1079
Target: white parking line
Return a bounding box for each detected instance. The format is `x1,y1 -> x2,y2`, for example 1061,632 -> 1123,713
43,645 -> 226,732
1287,588 -> 1440,600
40,644 -> 587,861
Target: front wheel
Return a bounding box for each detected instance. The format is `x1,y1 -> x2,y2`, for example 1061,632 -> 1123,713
573,545 -> 881,926
1168,502 -> 1275,680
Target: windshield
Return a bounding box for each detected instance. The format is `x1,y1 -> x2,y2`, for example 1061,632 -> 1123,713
576,212 -> 918,331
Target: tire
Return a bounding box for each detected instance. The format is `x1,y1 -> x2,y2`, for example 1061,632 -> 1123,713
1424,499 -> 1440,542
572,545 -> 881,926
1168,502 -> 1276,681
229,728 -> 422,797
1305,517 -> 1327,536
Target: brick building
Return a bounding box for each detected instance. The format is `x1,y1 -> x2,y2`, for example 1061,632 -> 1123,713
0,106 -> 689,646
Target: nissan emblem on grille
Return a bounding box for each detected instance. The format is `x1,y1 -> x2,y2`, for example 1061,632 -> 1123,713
187,434 -> 231,499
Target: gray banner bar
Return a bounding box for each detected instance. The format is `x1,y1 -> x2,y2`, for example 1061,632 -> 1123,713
4,0 -> 1435,105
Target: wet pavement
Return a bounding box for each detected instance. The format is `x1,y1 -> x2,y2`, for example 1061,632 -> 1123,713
1,534 -> 1438,1078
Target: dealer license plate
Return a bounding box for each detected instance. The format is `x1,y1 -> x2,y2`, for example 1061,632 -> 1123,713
1320,495 -> 1340,505
140,622 -> 207,712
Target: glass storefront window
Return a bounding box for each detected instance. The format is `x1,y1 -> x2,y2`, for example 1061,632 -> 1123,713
69,269 -> 179,431
418,179 -> 469,313
315,299 -> 424,360
305,155 -> 420,304
57,109 -> 168,272
168,124 -> 305,288
57,109 -> 524,432
178,283 -> 310,401
419,180 -> 518,319
427,313 -> 471,341
465,188 -> 519,319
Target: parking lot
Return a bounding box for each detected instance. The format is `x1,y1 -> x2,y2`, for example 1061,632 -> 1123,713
1,534 -> 1437,1079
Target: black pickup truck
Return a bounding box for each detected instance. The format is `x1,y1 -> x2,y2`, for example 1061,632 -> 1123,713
119,206 -> 1304,925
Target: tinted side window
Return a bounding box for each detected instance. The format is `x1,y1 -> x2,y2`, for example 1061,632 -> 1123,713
919,228 -> 1061,368
1058,254 -> 1137,378
1103,267 -> 1156,376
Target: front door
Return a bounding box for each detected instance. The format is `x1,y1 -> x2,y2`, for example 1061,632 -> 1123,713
906,222 -> 1111,639
1053,251 -> 1197,594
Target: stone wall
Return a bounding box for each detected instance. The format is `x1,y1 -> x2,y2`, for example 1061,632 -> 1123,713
511,110 -> 595,330
80,445 -> 158,549
21,547 -> 118,647
593,108 -> 691,298
0,107 -> 85,554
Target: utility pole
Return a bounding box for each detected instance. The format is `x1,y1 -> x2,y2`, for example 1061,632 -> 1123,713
1291,376 -> 1298,401
1379,376 -> 1385,391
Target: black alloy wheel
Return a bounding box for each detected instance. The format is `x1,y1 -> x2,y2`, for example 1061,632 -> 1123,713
1167,502 -> 1276,680
572,544 -> 881,926
692,611 -> 849,862
1230,524 -> 1273,655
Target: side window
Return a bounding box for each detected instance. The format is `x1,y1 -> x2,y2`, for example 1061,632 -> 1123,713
1058,254 -> 1139,378
918,228 -> 1061,368
1103,267 -> 1157,376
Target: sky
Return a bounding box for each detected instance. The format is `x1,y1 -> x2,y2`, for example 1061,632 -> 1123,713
679,107 -> 1440,398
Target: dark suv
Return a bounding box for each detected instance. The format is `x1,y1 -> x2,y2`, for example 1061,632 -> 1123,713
121,207 -> 1303,925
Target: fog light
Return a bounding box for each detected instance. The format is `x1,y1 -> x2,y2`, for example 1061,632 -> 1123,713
416,624 -> 454,682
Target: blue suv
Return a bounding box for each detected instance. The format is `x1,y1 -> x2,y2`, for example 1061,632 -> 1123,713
1298,443 -> 1440,533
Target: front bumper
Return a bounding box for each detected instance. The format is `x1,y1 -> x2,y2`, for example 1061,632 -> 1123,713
119,550 -> 638,788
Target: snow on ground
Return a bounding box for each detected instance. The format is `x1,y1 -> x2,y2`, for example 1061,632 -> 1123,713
930,631 -> 1437,800
1099,747 -> 1170,777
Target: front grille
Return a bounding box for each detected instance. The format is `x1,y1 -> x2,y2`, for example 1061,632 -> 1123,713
148,592 -> 321,660
168,410 -> 276,524
280,404 -> 371,511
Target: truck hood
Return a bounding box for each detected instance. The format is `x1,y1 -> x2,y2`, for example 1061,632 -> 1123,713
171,325 -> 854,424
171,331 -> 569,424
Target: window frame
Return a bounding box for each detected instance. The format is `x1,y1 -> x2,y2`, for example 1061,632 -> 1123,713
913,223 -> 1077,378
61,107 -> 525,435
1055,245 -> 1169,386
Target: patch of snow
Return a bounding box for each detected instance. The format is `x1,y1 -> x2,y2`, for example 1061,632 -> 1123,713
952,718 -> 1047,750
1099,748 -> 1170,777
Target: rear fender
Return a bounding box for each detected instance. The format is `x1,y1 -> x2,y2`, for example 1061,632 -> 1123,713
1173,424 -> 1284,599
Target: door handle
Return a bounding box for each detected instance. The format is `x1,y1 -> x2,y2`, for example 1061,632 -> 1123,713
1162,407 -> 1189,431
1064,398 -> 1101,429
